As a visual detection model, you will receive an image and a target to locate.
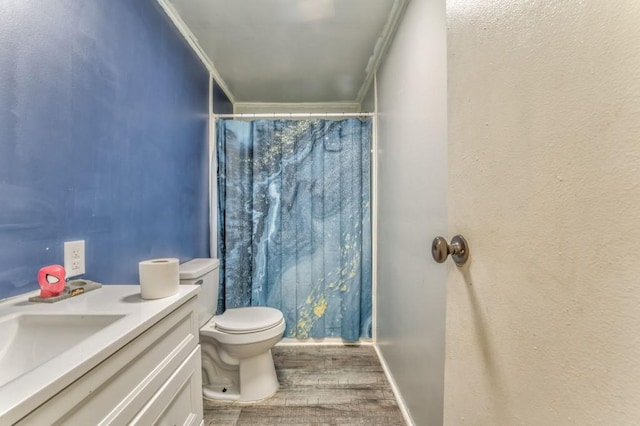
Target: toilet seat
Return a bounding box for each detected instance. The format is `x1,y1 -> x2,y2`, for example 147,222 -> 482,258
201,314 -> 286,346
213,307 -> 284,334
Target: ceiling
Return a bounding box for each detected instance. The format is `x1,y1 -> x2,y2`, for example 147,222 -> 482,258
163,0 -> 405,105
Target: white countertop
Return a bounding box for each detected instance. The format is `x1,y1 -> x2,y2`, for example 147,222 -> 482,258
0,284 -> 199,424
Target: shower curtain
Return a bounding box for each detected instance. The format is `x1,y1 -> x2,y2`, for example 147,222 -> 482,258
216,118 -> 371,341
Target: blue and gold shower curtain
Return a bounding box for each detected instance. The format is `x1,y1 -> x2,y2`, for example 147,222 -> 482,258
217,119 -> 371,341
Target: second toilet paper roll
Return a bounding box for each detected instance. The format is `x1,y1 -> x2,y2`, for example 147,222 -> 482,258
139,258 -> 179,300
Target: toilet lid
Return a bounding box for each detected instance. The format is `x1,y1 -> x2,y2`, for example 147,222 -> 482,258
213,307 -> 283,333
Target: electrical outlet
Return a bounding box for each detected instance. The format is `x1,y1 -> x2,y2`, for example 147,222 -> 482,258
64,240 -> 85,278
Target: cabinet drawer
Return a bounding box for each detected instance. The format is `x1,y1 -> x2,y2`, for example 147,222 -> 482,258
18,297 -> 199,425
131,346 -> 203,426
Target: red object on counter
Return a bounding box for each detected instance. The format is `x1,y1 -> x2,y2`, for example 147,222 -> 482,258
37,265 -> 66,297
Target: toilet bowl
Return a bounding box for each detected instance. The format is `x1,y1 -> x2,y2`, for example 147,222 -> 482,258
179,259 -> 285,402
200,307 -> 285,401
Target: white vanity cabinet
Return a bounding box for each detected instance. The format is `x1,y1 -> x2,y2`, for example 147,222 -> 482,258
14,294 -> 203,425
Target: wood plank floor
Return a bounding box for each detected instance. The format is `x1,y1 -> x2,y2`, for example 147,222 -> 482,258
203,345 -> 406,425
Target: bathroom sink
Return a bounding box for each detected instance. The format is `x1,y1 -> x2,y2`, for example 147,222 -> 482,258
0,313 -> 125,387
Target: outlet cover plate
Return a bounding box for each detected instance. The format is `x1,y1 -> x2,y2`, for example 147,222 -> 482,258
64,240 -> 85,278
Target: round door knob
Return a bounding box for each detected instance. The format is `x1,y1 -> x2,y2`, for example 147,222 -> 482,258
431,235 -> 470,267
431,237 -> 450,263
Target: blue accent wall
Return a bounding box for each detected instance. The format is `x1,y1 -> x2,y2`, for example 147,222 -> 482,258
0,0 -> 210,299
213,80 -> 233,114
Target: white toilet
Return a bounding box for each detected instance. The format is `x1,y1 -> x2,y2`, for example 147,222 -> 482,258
179,258 -> 285,402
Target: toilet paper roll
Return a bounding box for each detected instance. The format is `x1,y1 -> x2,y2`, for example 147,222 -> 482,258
139,258 -> 180,300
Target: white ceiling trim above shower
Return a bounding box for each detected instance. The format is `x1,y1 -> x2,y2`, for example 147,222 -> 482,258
233,102 -> 362,114
158,0 -> 407,105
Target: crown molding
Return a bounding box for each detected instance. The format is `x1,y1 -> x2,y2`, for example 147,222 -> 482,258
156,0 -> 237,104
355,0 -> 410,104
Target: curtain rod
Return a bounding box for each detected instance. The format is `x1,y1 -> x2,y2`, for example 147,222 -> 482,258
212,112 -> 375,119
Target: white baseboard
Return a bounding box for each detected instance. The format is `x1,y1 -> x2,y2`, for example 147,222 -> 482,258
374,344 -> 415,426
277,337 -> 373,346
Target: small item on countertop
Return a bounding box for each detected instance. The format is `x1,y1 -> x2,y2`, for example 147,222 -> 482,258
37,264 -> 66,298
29,279 -> 103,303
139,258 -> 179,299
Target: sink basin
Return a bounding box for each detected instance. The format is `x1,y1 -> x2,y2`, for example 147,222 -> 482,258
0,313 -> 125,387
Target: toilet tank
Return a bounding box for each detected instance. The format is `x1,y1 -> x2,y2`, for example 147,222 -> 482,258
179,258 -> 220,327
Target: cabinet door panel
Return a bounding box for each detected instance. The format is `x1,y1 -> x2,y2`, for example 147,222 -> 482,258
131,346 -> 203,426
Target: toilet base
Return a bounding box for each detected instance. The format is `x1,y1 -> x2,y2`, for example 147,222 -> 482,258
202,349 -> 279,403
238,349 -> 279,402
203,383 -> 240,401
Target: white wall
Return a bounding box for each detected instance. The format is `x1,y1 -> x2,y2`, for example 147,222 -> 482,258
376,0 -> 448,424
446,1 -> 640,424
